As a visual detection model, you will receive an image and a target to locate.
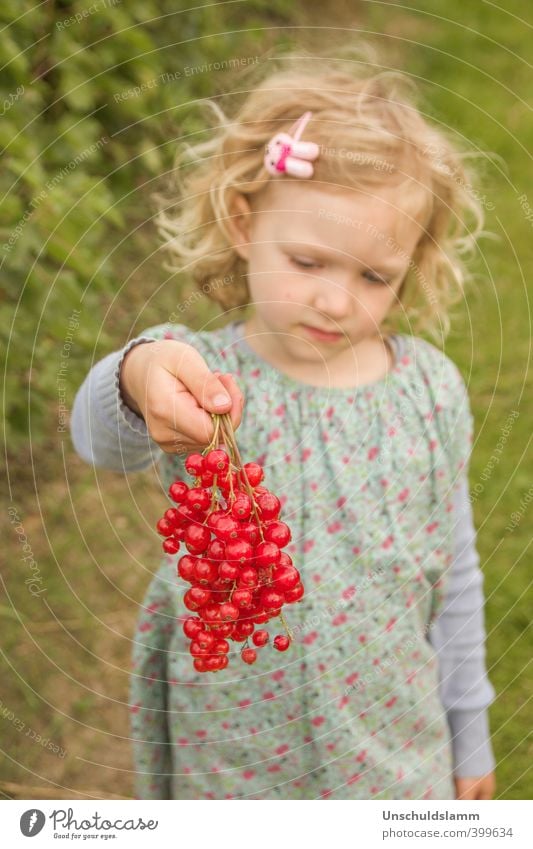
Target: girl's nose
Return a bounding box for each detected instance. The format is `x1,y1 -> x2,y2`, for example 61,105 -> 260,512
313,280 -> 353,321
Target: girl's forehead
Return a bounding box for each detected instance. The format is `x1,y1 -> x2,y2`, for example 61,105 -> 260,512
256,180 -> 428,256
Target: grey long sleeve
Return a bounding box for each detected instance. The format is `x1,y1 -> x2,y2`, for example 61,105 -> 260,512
428,479 -> 496,778
70,339 -> 496,779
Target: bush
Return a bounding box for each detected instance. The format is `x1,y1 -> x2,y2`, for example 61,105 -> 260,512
0,0 -> 291,448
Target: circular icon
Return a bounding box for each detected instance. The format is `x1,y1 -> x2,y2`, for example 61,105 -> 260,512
20,809 -> 45,837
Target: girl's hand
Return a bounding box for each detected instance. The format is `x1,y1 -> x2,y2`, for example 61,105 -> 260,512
454,772 -> 496,800
119,339 -> 244,453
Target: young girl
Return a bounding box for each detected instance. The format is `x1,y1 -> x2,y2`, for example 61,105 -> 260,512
71,54 -> 497,801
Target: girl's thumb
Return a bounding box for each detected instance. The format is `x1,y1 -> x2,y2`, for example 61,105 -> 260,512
209,370 -> 232,411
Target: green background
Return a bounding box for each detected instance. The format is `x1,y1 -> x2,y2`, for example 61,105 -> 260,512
1,0 -> 530,800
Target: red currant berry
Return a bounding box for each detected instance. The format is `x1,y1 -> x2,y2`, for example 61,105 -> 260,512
230,629 -> 247,643
199,603 -> 221,626
218,655 -> 229,670
273,634 -> 290,652
241,648 -> 257,665
284,582 -> 304,603
193,657 -> 208,672
231,620 -> 254,641
236,620 -> 254,636
257,493 -> 281,521
177,554 -> 197,582
156,518 -> 174,537
193,558 -> 218,585
215,516 -> 240,542
164,508 -> 181,526
206,539 -> 225,561
264,521 -> 291,548
196,630 -> 216,651
184,524 -> 211,554
225,538 -> 253,567
189,640 -> 205,658
241,462 -> 264,487
219,602 -> 240,622
185,453 -> 205,476
184,586 -> 211,611
162,537 -> 180,554
183,617 -> 203,639
210,577 -> 232,595
185,487 -> 211,512
169,481 -> 189,503
278,551 -> 293,568
252,629 -> 269,647
218,560 -> 240,582
173,526 -> 186,541
200,470 -> 215,487
231,493 -> 252,520
238,567 -> 259,589
205,655 -> 224,672
175,503 -> 196,525
215,621 -> 235,638
204,449 -> 230,475
229,623 -> 245,640
207,509 -> 228,531
213,639 -> 230,655
231,588 -> 253,609
252,609 -> 270,625
254,541 -> 281,568
259,587 -> 285,610
239,521 -> 261,546
272,565 -> 300,592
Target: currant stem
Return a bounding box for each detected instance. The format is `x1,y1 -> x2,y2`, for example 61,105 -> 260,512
210,474 -> 219,511
206,414 -> 221,454
279,610 -> 294,641
219,413 -> 264,541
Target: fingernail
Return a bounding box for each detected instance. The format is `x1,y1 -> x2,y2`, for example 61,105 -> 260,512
213,393 -> 231,409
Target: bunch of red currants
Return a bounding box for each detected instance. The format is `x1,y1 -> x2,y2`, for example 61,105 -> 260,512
156,414 -> 304,673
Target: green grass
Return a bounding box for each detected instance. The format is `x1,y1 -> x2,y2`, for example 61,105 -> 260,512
1,0 -> 531,800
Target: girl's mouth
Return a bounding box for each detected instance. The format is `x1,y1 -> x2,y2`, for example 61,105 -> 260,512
301,324 -> 343,343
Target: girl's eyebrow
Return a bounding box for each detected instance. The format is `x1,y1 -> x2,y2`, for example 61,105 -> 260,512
282,242 -> 406,273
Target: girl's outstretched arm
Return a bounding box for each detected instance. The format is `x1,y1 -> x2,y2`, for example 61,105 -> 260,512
71,329 -> 243,472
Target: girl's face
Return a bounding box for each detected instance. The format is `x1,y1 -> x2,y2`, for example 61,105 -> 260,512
230,180 -> 426,381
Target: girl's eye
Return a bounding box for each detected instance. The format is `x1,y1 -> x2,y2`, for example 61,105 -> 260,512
289,256 -> 322,269
363,270 -> 390,285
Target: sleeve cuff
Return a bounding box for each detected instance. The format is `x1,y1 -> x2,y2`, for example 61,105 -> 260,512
448,708 -> 496,778
96,336 -> 157,439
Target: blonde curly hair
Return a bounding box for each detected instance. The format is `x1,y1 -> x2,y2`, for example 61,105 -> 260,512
154,46 -> 487,341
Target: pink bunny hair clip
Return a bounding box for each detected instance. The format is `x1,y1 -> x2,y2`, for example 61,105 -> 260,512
264,111 -> 320,179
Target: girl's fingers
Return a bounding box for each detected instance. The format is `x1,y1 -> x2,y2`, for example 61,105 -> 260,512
146,370 -> 216,447
173,348 -> 233,414
148,365 -> 244,453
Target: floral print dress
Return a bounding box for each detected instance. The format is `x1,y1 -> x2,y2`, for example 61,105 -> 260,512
129,320 -> 474,800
